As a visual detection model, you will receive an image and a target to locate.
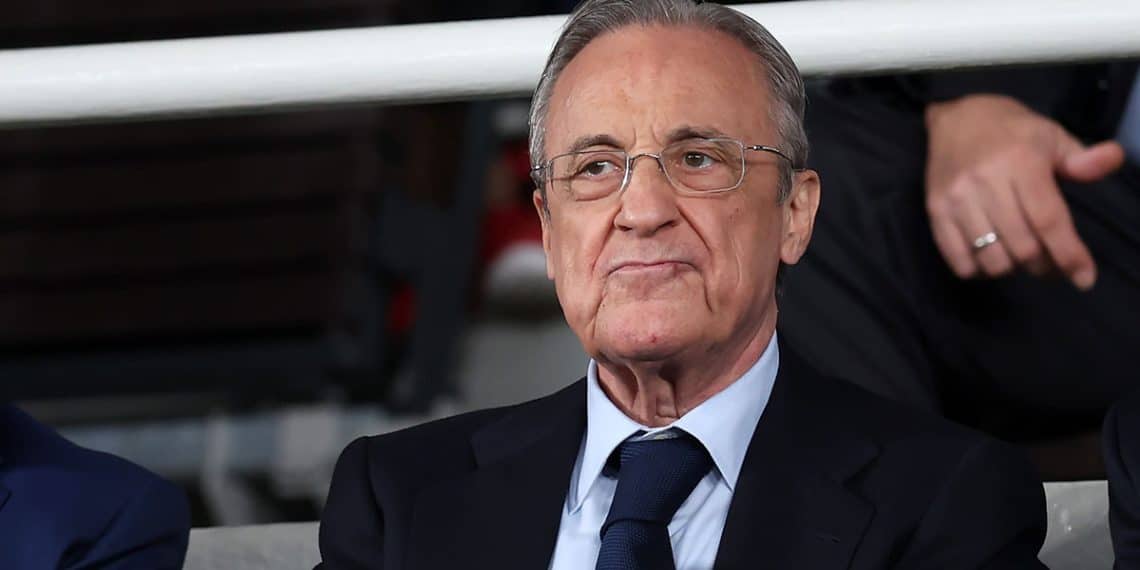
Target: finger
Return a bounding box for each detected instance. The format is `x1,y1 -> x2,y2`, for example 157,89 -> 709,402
1059,140 -> 1125,182
928,197 -> 978,278
1012,170 -> 1097,290
1035,254 -> 1060,278
949,183 -> 1014,278
979,176 -> 1050,276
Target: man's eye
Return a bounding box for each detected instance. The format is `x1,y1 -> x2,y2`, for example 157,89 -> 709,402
683,152 -> 715,168
578,160 -> 619,177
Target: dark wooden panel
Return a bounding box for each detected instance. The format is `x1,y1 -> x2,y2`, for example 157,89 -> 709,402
1,1 -> 384,48
0,110 -> 381,154
5,0 -> 373,27
0,145 -> 378,219
0,1 -> 398,382
0,271 -> 337,343
0,207 -> 352,281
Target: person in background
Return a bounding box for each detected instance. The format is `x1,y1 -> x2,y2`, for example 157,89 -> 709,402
1105,391 -> 1140,568
0,404 -> 190,569
779,61 -> 1140,480
315,1 -> 1048,568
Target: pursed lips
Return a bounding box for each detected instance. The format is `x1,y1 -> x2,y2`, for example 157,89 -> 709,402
606,259 -> 692,275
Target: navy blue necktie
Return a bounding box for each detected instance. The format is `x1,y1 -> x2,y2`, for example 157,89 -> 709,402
595,432 -> 713,570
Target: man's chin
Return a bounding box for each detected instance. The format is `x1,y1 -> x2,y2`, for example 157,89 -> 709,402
588,299 -> 706,358
595,326 -> 693,363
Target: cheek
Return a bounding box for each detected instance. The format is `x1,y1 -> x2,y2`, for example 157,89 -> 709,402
717,206 -> 781,296
552,226 -> 594,281
712,206 -> 750,281
548,212 -> 609,300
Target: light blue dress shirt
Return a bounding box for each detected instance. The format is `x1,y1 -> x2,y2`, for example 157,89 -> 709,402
548,334 -> 779,570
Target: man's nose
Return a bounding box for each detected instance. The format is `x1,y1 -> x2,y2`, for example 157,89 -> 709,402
614,154 -> 680,236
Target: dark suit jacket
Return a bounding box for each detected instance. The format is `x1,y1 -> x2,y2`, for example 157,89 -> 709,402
317,348 -> 1047,569
1105,391 -> 1140,568
0,405 -> 190,570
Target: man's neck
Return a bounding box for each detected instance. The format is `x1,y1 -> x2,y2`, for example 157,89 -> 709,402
595,320 -> 776,427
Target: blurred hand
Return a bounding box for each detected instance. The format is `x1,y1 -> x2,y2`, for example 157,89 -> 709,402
924,94 -> 1124,290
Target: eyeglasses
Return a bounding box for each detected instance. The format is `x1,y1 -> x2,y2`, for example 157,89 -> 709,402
531,137 -> 797,201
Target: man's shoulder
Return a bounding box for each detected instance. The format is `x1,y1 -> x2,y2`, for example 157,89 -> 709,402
0,405 -> 189,550
769,350 -> 1044,559
795,371 -> 1020,473
1,404 -> 174,489
779,370 -> 1046,567
337,381 -> 585,490
817,373 -> 982,441
352,404 -> 517,466
790,373 -> 1044,535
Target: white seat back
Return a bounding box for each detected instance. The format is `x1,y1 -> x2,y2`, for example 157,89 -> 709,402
1042,480 -> 1112,570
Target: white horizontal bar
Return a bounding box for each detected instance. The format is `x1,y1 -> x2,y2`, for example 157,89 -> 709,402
1,0 -> 1138,128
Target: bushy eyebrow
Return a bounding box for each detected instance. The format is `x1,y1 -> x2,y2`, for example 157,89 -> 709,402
562,125 -> 732,154
566,134 -> 623,153
665,125 -> 730,143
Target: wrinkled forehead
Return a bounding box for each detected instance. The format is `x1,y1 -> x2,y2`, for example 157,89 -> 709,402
544,24 -> 774,156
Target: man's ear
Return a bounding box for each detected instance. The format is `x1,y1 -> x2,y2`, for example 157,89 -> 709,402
532,189 -> 556,280
779,169 -> 821,265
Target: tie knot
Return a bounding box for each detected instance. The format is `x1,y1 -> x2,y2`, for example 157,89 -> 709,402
602,432 -> 713,528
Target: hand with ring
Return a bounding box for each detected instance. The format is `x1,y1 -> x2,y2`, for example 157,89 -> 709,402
924,94 -> 1125,290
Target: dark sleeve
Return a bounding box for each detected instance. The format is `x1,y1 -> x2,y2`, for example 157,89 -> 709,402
895,67 -> 1077,116
894,439 -> 1048,569
67,476 -> 191,570
869,62 -> 1133,142
317,437 -> 387,570
1105,396 -> 1140,567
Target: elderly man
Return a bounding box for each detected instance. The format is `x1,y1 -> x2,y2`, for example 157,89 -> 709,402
316,1 -> 1047,568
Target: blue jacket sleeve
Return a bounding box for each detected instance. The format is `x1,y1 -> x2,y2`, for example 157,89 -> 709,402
65,475 -> 191,570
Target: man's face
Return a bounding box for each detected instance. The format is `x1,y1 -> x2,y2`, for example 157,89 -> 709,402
535,25 -> 818,366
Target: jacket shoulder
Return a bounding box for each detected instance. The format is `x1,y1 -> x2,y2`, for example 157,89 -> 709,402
805,372 -> 991,452
340,381 -> 584,495
0,406 -> 190,568
318,383 -> 584,568
798,373 -> 1042,513
1,405 -> 181,495
354,405 -> 512,483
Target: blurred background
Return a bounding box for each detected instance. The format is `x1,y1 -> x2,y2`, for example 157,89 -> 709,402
1,0 -> 622,527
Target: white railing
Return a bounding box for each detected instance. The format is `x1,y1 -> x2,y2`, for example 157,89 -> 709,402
0,0 -> 1138,127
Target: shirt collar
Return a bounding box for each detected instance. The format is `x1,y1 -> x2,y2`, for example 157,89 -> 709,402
569,333 -> 779,512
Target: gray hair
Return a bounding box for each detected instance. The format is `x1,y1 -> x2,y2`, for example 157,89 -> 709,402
528,0 -> 808,204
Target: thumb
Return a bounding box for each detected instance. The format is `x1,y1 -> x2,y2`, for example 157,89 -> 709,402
1058,138 -> 1125,182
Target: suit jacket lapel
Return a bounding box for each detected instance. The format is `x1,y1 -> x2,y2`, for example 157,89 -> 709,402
406,381 -> 587,570
715,346 -> 878,570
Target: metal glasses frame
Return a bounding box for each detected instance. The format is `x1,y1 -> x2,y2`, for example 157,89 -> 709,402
530,137 -> 799,198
